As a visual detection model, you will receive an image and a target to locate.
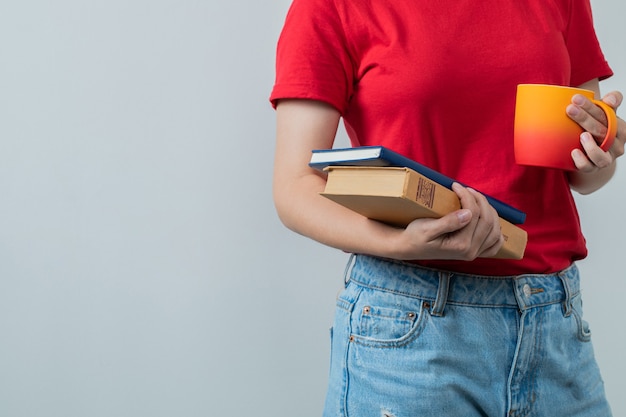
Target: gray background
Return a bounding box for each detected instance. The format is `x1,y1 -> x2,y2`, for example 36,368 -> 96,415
0,1 -> 623,416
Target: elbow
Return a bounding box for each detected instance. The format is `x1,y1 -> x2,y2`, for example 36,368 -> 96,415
272,169 -> 328,235
273,201 -> 294,231
272,186 -> 301,233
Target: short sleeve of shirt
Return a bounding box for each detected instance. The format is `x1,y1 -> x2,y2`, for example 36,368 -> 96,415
269,0 -> 354,113
566,0 -> 612,86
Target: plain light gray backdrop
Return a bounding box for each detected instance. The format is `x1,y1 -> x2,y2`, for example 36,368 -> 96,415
0,1 -> 624,416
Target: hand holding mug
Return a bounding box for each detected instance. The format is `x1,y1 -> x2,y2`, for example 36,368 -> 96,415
566,90 -> 625,172
514,84 -> 618,171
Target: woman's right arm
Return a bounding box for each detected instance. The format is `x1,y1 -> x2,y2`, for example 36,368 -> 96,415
273,99 -> 504,261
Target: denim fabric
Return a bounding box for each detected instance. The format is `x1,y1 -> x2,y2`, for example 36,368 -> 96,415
323,255 -> 612,417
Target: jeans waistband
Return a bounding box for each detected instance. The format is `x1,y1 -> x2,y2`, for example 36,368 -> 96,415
347,255 -> 579,314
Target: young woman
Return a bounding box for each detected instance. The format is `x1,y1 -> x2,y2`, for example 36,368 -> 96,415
270,0 -> 626,415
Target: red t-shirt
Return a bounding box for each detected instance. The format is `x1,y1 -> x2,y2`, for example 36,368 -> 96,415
270,0 -> 613,275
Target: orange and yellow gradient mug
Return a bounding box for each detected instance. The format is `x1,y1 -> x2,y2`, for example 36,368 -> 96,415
514,84 -> 617,171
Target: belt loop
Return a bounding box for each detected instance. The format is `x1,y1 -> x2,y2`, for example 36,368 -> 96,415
343,253 -> 356,287
558,270 -> 573,317
432,272 -> 451,317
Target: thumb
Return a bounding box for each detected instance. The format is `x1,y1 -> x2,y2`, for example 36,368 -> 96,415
455,209 -> 473,226
603,91 -> 623,109
422,209 -> 472,238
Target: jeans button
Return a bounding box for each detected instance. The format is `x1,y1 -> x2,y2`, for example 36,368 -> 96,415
523,284 -> 531,297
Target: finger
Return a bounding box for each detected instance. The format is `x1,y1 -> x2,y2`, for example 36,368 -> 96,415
609,122 -> 626,160
478,231 -> 504,258
579,132 -> 613,169
616,116 -> 626,157
467,188 -> 502,254
418,209 -> 473,240
452,182 -> 480,217
566,96 -> 610,140
437,183 -> 501,260
603,91 -> 623,108
571,94 -> 608,122
455,184 -> 494,250
571,148 -> 596,173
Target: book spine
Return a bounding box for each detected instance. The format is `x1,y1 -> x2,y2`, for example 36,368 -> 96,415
495,218 -> 528,260
380,148 -> 527,225
406,170 -> 461,216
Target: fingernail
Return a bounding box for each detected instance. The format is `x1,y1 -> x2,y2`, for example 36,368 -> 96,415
567,104 -> 580,116
605,95 -> 618,106
572,94 -> 586,105
457,210 -> 471,223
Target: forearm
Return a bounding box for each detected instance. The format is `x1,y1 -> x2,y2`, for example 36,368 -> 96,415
273,172 -> 407,258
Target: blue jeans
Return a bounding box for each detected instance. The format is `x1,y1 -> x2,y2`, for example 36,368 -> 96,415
323,255 -> 612,417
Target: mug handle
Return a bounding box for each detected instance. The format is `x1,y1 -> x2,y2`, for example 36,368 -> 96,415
591,99 -> 618,151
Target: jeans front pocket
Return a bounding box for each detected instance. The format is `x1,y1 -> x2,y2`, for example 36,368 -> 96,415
349,285 -> 428,348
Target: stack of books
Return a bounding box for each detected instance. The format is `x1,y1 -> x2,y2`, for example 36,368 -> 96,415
309,146 -> 528,260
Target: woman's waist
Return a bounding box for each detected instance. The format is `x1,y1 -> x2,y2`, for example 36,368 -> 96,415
349,254 -> 580,309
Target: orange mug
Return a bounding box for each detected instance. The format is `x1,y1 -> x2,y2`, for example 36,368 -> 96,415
514,84 -> 617,171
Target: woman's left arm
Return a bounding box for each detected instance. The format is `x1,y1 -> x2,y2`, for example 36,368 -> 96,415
566,79 -> 625,194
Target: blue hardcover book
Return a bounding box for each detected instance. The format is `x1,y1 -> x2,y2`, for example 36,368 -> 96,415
309,146 -> 526,225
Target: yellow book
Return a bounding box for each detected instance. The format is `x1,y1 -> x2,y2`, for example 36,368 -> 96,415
321,166 -> 527,260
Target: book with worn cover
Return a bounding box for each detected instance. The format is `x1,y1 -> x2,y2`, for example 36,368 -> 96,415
310,146 -> 526,225
321,166 -> 528,260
